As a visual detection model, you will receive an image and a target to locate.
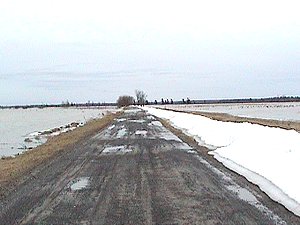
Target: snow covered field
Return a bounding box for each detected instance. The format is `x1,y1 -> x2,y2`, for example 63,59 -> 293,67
145,107 -> 300,217
0,106 -> 116,157
156,102 -> 300,122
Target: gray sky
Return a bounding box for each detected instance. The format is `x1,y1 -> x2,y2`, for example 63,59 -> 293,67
0,0 -> 299,105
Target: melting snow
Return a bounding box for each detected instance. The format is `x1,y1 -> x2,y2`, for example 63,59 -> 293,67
135,130 -> 147,136
116,118 -> 126,122
189,153 -> 287,224
116,128 -> 127,138
129,119 -> 146,123
70,177 -> 90,191
145,106 -> 300,217
148,121 -> 163,127
102,145 -> 132,154
124,108 -> 142,114
108,125 -> 115,130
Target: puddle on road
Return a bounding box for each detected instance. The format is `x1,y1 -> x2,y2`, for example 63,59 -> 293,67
70,177 -> 90,191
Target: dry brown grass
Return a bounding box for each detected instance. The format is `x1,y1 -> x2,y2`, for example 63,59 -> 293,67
0,112 -> 119,190
161,108 -> 300,132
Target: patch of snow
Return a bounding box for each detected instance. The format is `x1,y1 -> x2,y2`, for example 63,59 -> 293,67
124,108 -> 142,114
116,128 -> 127,138
116,118 -> 126,122
107,125 -> 115,130
28,131 -> 41,137
160,132 -> 183,142
187,149 -> 197,154
211,152 -> 300,217
148,121 -> 163,127
226,185 -> 258,203
135,130 -> 147,136
147,118 -> 185,143
145,106 -> 300,217
147,115 -> 155,120
129,119 -> 146,123
102,145 -> 132,154
70,177 -> 90,191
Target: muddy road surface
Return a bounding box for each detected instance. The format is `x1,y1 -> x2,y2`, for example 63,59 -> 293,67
0,107 -> 299,224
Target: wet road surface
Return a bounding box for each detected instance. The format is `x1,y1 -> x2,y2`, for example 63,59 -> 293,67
0,107 -> 299,224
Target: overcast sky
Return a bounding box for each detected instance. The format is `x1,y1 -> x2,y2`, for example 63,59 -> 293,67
0,0 -> 299,105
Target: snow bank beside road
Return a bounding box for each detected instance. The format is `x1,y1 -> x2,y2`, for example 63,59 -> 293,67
145,107 -> 300,216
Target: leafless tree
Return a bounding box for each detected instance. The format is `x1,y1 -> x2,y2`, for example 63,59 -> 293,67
135,90 -> 147,106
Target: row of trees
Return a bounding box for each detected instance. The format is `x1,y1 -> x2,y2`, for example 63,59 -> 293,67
116,92 -> 194,108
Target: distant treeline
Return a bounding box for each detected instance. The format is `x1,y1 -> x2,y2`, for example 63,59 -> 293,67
1,96 -> 299,109
150,96 -> 300,105
0,102 -> 116,109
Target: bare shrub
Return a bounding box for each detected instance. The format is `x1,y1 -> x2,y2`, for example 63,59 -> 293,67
117,95 -> 135,108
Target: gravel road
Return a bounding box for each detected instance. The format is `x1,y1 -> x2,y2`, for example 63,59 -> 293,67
0,107 -> 299,224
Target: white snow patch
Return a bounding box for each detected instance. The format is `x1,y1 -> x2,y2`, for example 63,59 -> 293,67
160,132 -> 183,142
102,145 -> 132,154
70,177 -> 90,191
124,108 -> 142,114
211,152 -> 300,217
187,149 -> 197,154
108,125 -> 115,130
135,130 -> 147,136
116,118 -> 126,122
116,128 -> 127,138
147,118 -> 185,143
147,115 -> 155,120
145,106 -> 300,217
129,119 -> 146,123
148,121 -> 163,127
226,185 -> 258,203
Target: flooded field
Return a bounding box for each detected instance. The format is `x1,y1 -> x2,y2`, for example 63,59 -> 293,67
156,102 -> 300,122
0,106 -> 117,157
